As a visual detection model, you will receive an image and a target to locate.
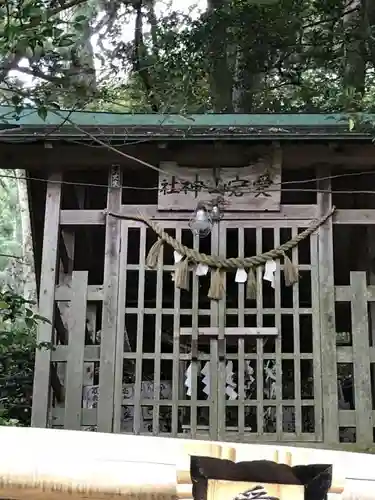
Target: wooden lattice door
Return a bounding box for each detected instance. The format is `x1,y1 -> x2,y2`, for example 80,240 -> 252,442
114,219 -> 222,438
114,215 -> 323,443
215,218 -> 323,443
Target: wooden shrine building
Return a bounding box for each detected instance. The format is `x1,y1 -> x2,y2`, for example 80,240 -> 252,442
1,107 -> 375,451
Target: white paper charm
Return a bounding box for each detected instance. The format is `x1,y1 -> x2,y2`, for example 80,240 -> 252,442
235,268 -> 247,283
263,259 -> 277,289
226,386 -> 238,399
196,263 -> 209,276
201,362 -> 211,396
174,251 -> 183,263
225,361 -> 238,400
184,363 -> 192,396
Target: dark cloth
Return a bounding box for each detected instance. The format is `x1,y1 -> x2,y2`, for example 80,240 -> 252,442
190,456 -> 332,500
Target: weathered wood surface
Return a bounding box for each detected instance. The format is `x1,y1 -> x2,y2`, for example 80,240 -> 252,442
179,327 -> 278,336
64,271 -> 88,430
31,173 -> 62,428
310,232 -> 323,441
317,168 -> 339,445
11,141 -> 375,170
350,272 -> 373,445
158,149 -> 282,211
60,206 -> 375,225
97,166 -> 122,433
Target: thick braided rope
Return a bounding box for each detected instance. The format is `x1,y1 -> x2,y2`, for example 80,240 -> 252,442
106,206 -> 335,269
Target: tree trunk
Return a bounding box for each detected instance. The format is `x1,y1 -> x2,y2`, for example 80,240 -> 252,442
343,0 -> 366,103
207,0 -> 233,112
232,47 -> 264,112
364,0 -> 375,68
60,4 -> 97,106
15,170 -> 36,303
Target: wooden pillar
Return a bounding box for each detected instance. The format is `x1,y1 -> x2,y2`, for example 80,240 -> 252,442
317,167 -> 339,444
350,271 -> 373,444
31,172 -> 62,428
97,166 -> 122,433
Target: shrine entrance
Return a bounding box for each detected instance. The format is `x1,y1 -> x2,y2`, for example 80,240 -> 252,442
114,211 -> 323,443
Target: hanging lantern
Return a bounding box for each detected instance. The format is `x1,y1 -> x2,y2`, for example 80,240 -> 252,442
189,202 -> 212,237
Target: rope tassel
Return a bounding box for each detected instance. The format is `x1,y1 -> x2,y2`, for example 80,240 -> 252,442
283,252 -> 299,286
208,268 -> 225,300
146,238 -> 163,269
246,267 -> 257,300
175,258 -> 190,291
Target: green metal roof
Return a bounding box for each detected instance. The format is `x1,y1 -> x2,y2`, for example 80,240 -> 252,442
0,106 -> 373,141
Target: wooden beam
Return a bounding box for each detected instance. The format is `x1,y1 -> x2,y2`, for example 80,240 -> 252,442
55,283 -> 103,301
179,327 -> 278,336
334,210 -> 375,224
31,172 -> 62,428
8,142 -> 375,170
60,205 -> 319,225
317,167 -> 339,445
60,210 -> 105,225
97,166 -> 122,433
60,206 -> 375,225
51,345 -> 100,363
335,285 -> 375,301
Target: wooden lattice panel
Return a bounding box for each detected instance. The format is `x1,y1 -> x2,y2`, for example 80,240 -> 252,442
105,217 -> 324,442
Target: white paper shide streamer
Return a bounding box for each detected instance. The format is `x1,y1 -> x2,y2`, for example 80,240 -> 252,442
201,362 -> 210,396
184,363 -> 192,397
196,263 -> 209,276
225,361 -> 237,400
263,259 -> 277,289
235,268 -> 247,283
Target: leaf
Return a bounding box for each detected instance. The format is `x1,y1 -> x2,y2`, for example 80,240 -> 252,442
25,317 -> 35,329
74,15 -> 87,23
349,118 -> 355,131
58,34 -> 76,47
33,314 -> 51,324
37,106 -> 48,121
25,46 -> 33,59
0,301 -> 10,309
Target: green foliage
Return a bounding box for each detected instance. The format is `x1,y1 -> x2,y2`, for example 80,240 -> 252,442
0,172 -> 22,278
2,0 -> 375,114
0,288 -> 50,426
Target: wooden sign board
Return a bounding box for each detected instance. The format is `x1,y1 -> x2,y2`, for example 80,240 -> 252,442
158,150 -> 282,212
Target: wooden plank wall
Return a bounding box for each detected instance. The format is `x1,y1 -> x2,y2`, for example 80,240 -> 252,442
30,168 -> 375,449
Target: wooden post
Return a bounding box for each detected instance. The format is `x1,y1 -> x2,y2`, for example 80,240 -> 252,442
97,166 -> 122,433
31,172 -> 62,428
366,221 -> 375,398
350,271 -> 373,444
317,168 -> 339,444
64,271 -> 88,430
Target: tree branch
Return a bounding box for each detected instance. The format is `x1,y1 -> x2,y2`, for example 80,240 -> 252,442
302,5 -> 360,30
